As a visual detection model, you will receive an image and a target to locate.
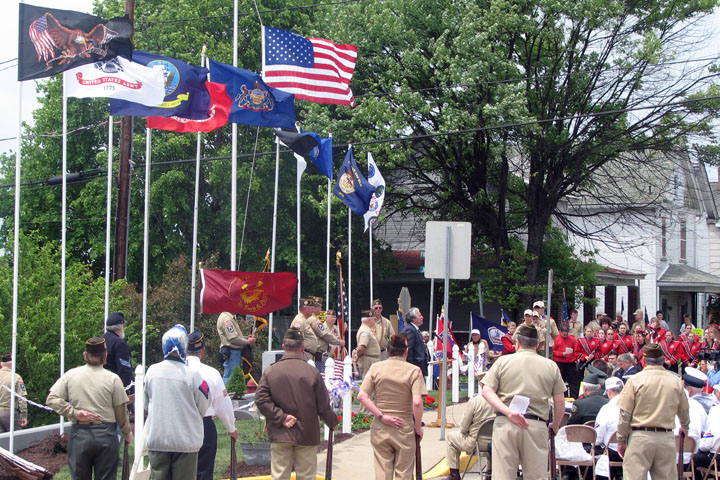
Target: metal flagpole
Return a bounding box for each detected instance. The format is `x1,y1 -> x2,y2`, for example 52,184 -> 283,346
59,74 -> 68,431
325,134 -> 332,309
104,116 -> 113,328
10,57 -> 23,454
348,205 -> 352,349
429,278 -> 435,339
296,152 -> 305,308
369,224 -> 373,302
141,128 -> 152,368
230,0 -> 238,270
190,50 -> 206,331
268,138 -> 280,350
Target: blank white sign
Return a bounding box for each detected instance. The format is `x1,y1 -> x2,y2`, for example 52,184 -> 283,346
424,221 -> 472,279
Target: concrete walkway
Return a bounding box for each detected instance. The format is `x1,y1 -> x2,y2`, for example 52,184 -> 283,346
316,401 -> 489,479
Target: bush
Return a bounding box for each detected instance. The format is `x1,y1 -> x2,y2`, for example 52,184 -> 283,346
226,365 -> 246,399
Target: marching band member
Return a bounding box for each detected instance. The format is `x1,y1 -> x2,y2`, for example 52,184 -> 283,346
614,323 -> 633,355
659,330 -> 679,370
597,329 -> 616,361
574,326 -> 599,373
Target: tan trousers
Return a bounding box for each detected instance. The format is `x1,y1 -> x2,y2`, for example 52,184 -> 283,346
358,355 -> 379,379
270,442 -> 317,480
622,430 -> 675,480
491,415 -> 548,480
446,430 -> 489,469
370,416 -> 416,480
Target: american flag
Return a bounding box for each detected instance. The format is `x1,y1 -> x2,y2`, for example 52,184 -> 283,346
29,15 -> 57,62
262,26 -> 357,107
335,261 -> 349,357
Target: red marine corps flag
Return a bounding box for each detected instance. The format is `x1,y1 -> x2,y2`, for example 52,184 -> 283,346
200,269 -> 298,315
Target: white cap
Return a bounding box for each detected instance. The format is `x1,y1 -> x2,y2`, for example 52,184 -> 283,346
470,329 -> 481,335
524,309 -> 533,316
533,300 -> 545,309
605,376 -> 624,391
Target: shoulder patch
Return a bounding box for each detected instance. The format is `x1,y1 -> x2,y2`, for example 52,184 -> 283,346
19,382 -> 26,393
199,380 -> 210,399
571,405 -> 578,413
317,324 -> 325,331
225,322 -> 235,333
361,332 -> 368,337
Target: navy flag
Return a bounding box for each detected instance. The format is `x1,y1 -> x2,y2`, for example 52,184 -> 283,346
110,52 -> 210,119
18,4 -> 132,81
273,128 -> 333,178
471,313 -> 507,352
562,293 -> 570,322
209,60 -> 296,128
334,148 -> 376,216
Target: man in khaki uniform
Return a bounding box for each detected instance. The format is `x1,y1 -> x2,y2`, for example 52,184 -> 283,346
371,299 -> 395,360
513,310 -> 542,349
357,312 -> 382,378
217,311 -> 256,384
444,377 -> 495,480
316,309 -> 343,357
534,300 -> 558,356
47,337 -> 132,480
616,343 -> 689,480
358,332 -> 427,480
0,353 -> 27,432
482,325 -> 565,480
291,298 -> 320,362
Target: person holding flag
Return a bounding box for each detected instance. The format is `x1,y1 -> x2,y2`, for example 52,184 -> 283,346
216,312 -> 257,384
319,309 -> 345,359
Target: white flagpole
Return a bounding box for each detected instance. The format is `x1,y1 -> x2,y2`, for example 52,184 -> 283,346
60,75 -> 68,431
10,70 -> 23,454
190,50 -> 206,331
104,115 -> 113,328
268,137 -> 280,350
325,134 -> 332,309
296,155 -> 304,308
348,205 -> 352,347
141,128 -> 152,368
369,224 -> 373,302
230,0 -> 238,270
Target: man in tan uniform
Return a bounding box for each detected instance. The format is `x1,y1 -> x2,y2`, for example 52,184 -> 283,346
358,333 -> 427,480
316,309 -> 343,358
0,353 -> 27,433
482,324 -> 565,480
534,300 -> 558,356
291,298 -> 320,362
217,311 -> 256,384
444,378 -> 495,480
616,343 -> 689,480
371,299 -> 395,360
47,337 -> 132,480
357,312 -> 382,378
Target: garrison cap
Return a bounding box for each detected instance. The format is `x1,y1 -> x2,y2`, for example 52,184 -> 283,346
106,312 -> 126,326
372,299 -> 382,306
85,336 -> 107,355
516,324 -> 538,339
0,353 -> 11,363
300,298 -> 314,308
583,373 -> 601,385
284,327 -> 304,341
325,309 -> 336,316
187,330 -> 205,352
644,343 -> 662,359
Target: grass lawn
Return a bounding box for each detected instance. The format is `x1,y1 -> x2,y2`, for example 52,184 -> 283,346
52,418 -> 262,479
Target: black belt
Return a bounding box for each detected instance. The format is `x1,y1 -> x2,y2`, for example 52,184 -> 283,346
632,426 -> 672,432
497,412 -> 547,423
75,421 -> 116,427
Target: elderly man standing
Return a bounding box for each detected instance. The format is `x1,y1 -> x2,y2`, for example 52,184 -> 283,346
145,325 -> 211,480
405,307 -> 430,377
371,299 -> 395,360
47,337 -> 132,480
217,312 -> 256,384
255,327 -> 338,480
616,343 -> 689,480
481,324 -> 566,480
291,299 -> 320,362
0,353 -> 27,433
102,312 -> 134,412
357,311 -> 382,378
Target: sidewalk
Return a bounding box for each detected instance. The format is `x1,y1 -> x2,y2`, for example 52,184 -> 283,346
316,401 -> 489,479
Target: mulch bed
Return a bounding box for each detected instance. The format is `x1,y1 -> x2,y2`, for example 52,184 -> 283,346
0,434 -> 68,479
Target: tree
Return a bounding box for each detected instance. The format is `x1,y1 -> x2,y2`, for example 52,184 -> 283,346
303,0 -> 719,305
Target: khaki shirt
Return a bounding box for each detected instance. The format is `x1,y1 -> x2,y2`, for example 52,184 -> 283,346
360,356 -> 427,416
372,316 -> 395,351
0,367 -> 27,419
292,312 -> 319,354
539,316 -> 559,348
461,394 -> 495,437
46,364 -> 130,436
216,312 -> 249,349
481,348 -> 565,419
316,320 -> 342,354
616,364 -> 690,444
357,324 -> 381,358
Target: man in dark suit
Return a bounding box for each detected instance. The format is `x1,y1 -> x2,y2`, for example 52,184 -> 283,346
613,352 -> 639,380
405,307 -> 430,376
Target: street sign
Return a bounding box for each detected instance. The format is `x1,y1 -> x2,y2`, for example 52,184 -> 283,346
423,221 -> 472,279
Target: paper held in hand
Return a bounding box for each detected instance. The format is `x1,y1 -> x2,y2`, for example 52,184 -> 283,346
508,394 -> 530,415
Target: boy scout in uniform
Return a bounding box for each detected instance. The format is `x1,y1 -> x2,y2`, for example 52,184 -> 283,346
356,312 -> 382,378
371,299 -> 395,360
217,311 -> 256,383
316,309 -> 343,357
616,343 -> 689,480
358,333 -> 427,480
47,337 -> 132,480
482,324 -> 565,480
0,353 -> 27,432
292,298 -> 320,362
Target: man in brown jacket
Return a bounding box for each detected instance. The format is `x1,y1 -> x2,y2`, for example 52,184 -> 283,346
255,327 -> 339,480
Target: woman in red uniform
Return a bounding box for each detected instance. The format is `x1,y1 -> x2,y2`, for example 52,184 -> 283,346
676,331 -> 701,368
659,330 -> 679,370
574,326 -> 599,371
633,330 -> 647,368
614,323 -> 633,355
596,329 -> 615,360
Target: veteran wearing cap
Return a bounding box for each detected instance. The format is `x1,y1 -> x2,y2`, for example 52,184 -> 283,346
317,309 -> 344,358
567,372 -> 608,425
357,311 -> 382,378
677,367 -> 709,467
593,377 -> 625,479
443,374 -> 495,480
371,299 -> 396,360
217,312 -> 257,384
47,337 -> 132,480
482,324 -> 566,480
358,332 -> 427,480
187,330 -> 237,480
291,298 -> 320,362
616,342 -> 689,479
0,352 -> 27,432
102,312 -> 134,399
255,327 -> 338,480
533,300 -> 558,356
308,299 -> 342,361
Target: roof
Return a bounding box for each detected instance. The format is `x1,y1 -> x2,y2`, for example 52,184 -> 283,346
596,267 -> 646,286
657,263 -> 720,293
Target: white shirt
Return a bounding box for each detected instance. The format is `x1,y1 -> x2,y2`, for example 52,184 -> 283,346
675,392 -> 707,464
701,404 -> 720,453
187,355 -> 236,433
594,395 -> 620,451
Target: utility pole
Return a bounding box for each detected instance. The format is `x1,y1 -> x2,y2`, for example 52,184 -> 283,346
113,0 -> 135,281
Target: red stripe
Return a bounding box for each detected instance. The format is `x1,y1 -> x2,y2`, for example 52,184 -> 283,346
264,67 -> 352,85
264,80 -> 352,96
294,92 -> 355,106
313,52 -> 356,75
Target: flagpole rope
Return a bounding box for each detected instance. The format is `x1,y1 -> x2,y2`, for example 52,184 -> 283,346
238,126 -> 261,266
251,0 -> 264,26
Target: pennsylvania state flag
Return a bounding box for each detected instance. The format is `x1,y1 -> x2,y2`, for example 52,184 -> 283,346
334,148 -> 376,216
110,51 -> 210,119
209,59 -> 295,128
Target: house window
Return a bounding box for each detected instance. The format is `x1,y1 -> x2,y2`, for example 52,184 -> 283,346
680,221 -> 687,261
661,218 -> 667,258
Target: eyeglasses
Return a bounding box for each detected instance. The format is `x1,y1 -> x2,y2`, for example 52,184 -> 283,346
373,306 -> 382,310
